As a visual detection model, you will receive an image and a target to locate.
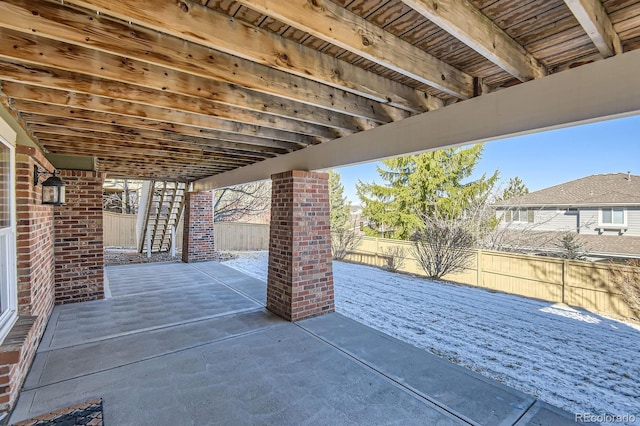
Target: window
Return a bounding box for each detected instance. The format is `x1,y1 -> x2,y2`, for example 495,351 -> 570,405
600,207 -> 626,227
512,208 -> 532,222
0,132 -> 16,343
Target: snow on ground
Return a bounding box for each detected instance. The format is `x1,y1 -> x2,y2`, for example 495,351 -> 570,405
223,251 -> 640,422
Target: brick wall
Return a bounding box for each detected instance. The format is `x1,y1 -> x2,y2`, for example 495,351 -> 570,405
54,170 -> 105,304
0,147 -> 57,414
182,191 -> 215,263
267,171 -> 334,322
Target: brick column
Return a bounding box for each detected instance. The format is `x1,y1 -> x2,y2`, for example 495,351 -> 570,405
267,171 -> 334,321
181,191 -> 215,263
54,170 -> 105,304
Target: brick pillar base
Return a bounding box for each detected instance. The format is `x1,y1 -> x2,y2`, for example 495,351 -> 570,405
54,170 -> 105,304
267,171 -> 334,322
182,191 -> 215,263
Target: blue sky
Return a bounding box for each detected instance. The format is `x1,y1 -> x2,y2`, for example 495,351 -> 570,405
335,114 -> 640,204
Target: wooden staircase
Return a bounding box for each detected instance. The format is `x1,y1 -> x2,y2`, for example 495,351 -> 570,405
137,181 -> 187,254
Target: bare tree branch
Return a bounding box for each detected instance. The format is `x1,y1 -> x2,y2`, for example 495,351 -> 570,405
214,181 -> 271,222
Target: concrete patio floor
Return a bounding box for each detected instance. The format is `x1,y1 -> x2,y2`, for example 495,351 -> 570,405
10,261 -> 582,425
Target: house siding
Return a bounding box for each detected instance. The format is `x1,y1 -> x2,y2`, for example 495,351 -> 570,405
625,208 -> 640,236
579,207 -> 640,237
533,208 -> 579,232
497,208 -> 578,232
579,208 -> 600,235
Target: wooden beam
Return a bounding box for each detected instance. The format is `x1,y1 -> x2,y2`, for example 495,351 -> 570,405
39,135 -> 257,166
42,146 -> 234,169
0,63 -> 318,145
88,157 -> 226,170
24,116 -> 293,155
0,0 -> 412,119
4,85 -> 336,143
399,0 -> 546,81
30,124 -> 278,160
11,102 -> 308,150
61,0 -> 446,108
53,156 -> 227,180
194,49 -> 640,190
564,0 -> 623,57
236,0 -> 472,98
0,29 -> 366,133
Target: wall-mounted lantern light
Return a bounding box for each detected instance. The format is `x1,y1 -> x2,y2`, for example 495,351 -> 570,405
34,165 -> 66,205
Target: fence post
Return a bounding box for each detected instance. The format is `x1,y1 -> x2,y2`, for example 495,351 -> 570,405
562,260 -> 567,304
477,249 -> 483,287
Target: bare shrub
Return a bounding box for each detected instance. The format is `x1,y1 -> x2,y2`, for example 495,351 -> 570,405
609,259 -> 640,316
381,246 -> 406,272
331,225 -> 362,260
411,213 -> 474,280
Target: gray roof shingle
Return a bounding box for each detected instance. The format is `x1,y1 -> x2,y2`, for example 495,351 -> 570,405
495,173 -> 640,206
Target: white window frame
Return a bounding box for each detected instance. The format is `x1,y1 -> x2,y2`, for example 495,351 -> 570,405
512,208 -> 528,223
0,133 -> 17,344
598,207 -> 627,230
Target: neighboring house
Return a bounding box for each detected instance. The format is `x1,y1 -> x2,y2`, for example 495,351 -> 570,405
494,173 -> 640,260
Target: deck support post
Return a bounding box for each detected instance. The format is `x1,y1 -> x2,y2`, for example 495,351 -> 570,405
181,191 -> 215,263
267,170 -> 334,321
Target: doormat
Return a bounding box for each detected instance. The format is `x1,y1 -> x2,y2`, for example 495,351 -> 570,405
11,398 -> 103,426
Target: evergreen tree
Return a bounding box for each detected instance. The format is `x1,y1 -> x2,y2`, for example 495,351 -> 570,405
555,233 -> 587,260
357,145 -> 498,240
328,170 -> 361,260
499,176 -> 529,201
328,170 -> 351,232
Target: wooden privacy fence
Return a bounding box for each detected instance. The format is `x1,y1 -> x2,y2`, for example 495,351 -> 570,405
104,216 -> 636,319
345,236 -> 639,320
213,222 -> 269,251
104,213 -> 269,251
104,212 -> 137,247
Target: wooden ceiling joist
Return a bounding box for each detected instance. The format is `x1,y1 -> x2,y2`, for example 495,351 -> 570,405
23,116 -> 296,155
0,0 -> 413,121
235,0 -> 474,98
60,0 -> 446,108
29,124 -> 279,160
399,0 -> 547,81
4,85 -> 336,143
11,100 -> 306,153
38,136 -> 259,167
0,30 -> 370,134
0,62 -> 319,146
0,0 -> 637,182
11,103 -> 311,151
564,0 -> 623,57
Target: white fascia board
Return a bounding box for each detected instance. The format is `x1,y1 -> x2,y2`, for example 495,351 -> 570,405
194,50 -> 640,191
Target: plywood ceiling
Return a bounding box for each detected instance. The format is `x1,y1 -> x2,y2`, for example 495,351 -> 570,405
0,0 -> 638,181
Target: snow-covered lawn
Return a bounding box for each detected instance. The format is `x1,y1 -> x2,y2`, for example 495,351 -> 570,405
223,251 -> 640,422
